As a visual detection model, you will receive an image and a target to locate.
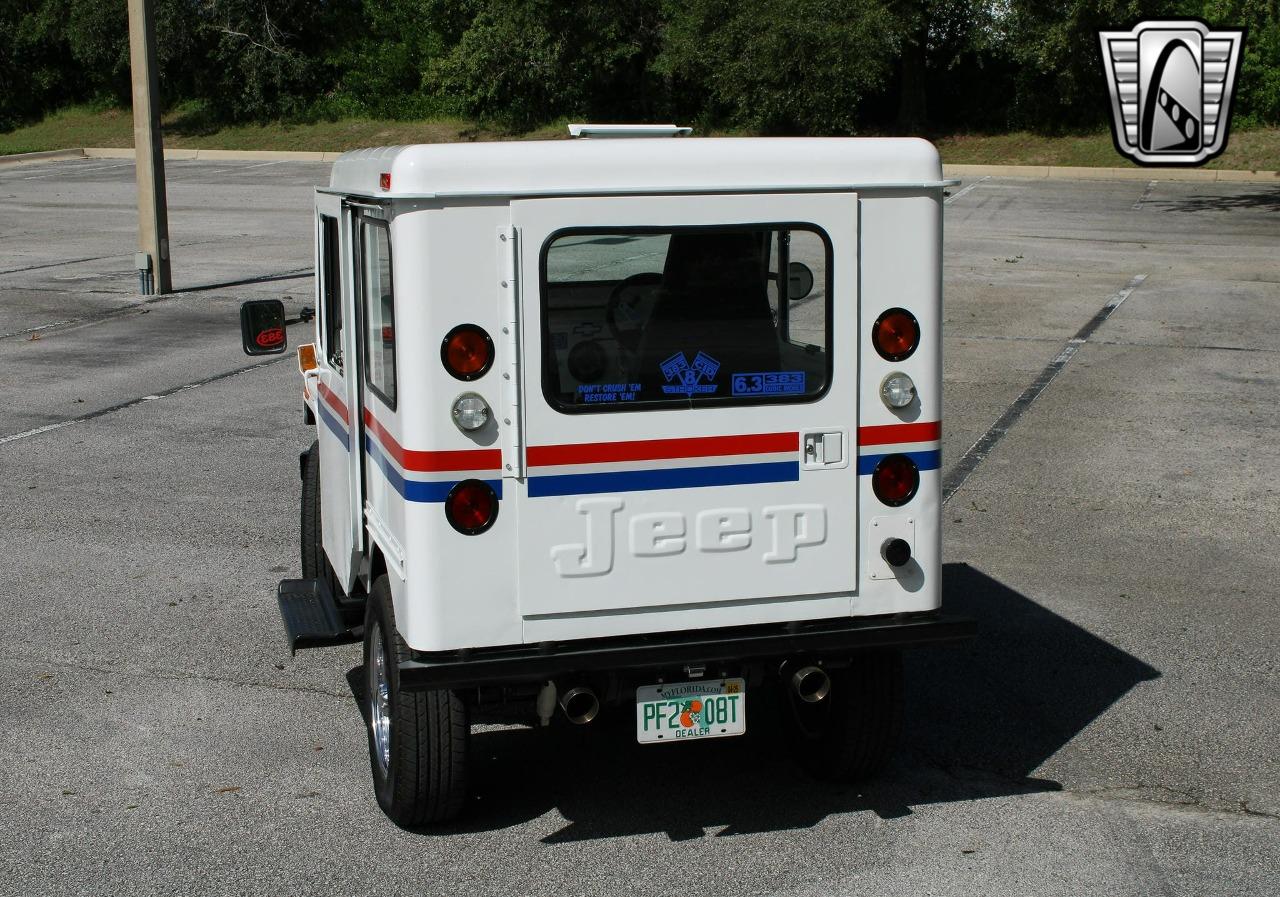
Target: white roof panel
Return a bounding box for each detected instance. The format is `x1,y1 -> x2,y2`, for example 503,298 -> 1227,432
328,137 -> 943,199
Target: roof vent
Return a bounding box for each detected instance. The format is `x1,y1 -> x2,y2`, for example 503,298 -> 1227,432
567,124 -> 692,139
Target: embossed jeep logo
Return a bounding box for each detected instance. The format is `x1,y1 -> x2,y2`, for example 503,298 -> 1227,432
551,498 -> 828,577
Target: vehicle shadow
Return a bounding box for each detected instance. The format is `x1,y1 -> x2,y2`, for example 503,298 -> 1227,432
347,562 -> 1160,841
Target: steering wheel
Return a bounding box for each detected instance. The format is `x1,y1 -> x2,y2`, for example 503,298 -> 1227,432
605,272 -> 662,353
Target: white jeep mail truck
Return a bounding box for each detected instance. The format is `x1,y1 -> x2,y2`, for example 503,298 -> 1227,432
239,127 -> 975,825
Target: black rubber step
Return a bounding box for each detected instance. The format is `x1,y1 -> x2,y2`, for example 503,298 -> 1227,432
277,578 -> 360,654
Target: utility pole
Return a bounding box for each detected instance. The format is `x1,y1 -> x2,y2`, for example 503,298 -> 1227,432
126,0 -> 171,294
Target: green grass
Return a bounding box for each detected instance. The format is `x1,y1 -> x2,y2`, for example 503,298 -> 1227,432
933,128 -> 1280,171
3,104 -> 1279,171
0,103 -> 567,155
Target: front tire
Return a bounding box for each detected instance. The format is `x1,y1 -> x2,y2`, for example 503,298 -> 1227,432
363,576 -> 469,825
789,649 -> 903,782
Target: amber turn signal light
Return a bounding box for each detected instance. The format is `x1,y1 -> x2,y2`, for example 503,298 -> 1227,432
297,343 -> 318,373
441,324 -> 495,380
872,308 -> 919,362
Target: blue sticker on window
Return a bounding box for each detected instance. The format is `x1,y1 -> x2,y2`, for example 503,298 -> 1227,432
732,371 -> 806,396
660,351 -> 720,396
577,383 -> 641,403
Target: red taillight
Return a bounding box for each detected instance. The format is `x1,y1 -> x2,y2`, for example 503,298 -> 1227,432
872,308 -> 919,362
445,480 -> 498,534
872,454 -> 919,506
379,172 -> 391,191
441,324 -> 494,380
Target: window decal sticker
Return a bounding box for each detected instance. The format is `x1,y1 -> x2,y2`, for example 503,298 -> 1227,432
576,383 -> 642,403
539,224 -> 833,414
732,371 -> 806,397
660,351 -> 720,396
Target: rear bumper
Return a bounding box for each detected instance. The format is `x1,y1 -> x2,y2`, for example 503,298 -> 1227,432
400,612 -> 975,690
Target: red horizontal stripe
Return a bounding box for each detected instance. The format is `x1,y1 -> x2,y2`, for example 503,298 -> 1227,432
316,381 -> 349,424
858,421 -> 940,446
362,409 -> 502,472
528,432 -> 798,467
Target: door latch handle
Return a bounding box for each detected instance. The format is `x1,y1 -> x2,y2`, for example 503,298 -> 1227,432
802,431 -> 845,468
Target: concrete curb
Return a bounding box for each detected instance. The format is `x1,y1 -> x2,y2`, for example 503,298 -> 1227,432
4,148 -> 1277,183
944,162 -> 1280,184
0,148 -> 87,167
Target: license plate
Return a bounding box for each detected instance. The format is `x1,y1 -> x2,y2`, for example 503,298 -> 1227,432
635,678 -> 746,743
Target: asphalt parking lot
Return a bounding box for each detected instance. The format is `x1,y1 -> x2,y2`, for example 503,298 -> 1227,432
0,156 -> 1277,896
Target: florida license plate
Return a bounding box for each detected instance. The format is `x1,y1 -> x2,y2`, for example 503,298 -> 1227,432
635,678 -> 746,743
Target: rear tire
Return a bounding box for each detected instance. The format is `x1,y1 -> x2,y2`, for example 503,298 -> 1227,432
789,649 -> 903,782
300,440 -> 322,579
363,576 -> 469,825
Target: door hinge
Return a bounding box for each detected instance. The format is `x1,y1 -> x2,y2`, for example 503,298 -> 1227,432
499,226 -> 525,479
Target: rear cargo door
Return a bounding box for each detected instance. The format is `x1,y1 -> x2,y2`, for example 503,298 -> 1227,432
511,192 -> 858,616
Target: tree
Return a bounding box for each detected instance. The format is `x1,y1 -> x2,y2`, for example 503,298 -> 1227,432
656,0 -> 901,134
429,0 -> 662,129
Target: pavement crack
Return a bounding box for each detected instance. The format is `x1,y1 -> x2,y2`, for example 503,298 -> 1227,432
0,295 -> 169,340
913,756 -> 1280,824
0,252 -> 121,276
0,353 -> 293,445
1067,784 -> 1280,823
2,652 -> 351,701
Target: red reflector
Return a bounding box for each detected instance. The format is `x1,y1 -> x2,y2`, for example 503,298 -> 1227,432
872,454 -> 919,506
441,324 -> 494,380
379,172 -> 391,191
445,480 -> 498,534
872,308 -> 920,362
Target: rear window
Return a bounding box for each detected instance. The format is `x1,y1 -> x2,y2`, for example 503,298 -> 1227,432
360,218 -> 396,408
541,225 -> 831,413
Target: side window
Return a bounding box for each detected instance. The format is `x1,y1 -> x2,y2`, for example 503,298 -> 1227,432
359,218 -> 396,408
319,215 -> 342,370
780,229 -> 827,350
541,224 -> 831,412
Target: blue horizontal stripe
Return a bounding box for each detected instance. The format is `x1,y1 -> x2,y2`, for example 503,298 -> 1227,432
316,401 -> 349,448
528,460 -> 799,498
857,449 -> 941,476
364,436 -> 502,503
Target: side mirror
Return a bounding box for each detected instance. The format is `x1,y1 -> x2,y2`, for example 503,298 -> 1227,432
787,262 -> 814,301
240,299 -> 288,355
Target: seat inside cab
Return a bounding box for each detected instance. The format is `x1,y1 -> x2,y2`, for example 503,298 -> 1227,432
542,225 -> 829,410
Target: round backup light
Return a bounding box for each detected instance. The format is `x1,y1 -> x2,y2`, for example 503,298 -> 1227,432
872,308 -> 920,362
441,324 -> 494,380
445,480 -> 498,535
451,393 -> 491,432
872,454 -> 920,507
880,372 -> 917,409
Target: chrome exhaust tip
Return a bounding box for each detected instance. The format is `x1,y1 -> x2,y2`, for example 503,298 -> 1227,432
560,686 -> 600,724
790,665 -> 831,704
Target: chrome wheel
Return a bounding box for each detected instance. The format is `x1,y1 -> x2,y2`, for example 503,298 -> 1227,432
368,620 -> 391,776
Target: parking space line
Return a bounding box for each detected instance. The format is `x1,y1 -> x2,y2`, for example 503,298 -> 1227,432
171,159 -> 290,179
21,162 -> 133,180
941,273 -> 1148,504
945,176 -> 991,205
1132,180 -> 1158,210
0,355 -> 292,446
